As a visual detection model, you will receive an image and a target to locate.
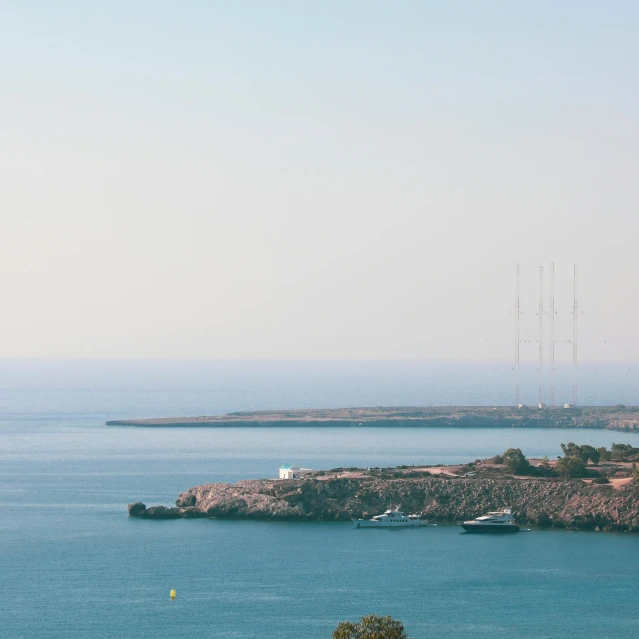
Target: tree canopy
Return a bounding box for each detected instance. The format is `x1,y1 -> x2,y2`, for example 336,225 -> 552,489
501,448 -> 530,475
557,442 -> 594,477
610,443 -> 639,460
560,442 -> 600,465
556,454 -> 587,478
333,615 -> 408,639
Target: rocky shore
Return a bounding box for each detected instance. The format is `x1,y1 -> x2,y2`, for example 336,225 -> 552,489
128,475 -> 639,532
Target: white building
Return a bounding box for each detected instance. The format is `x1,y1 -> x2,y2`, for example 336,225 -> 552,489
279,464 -> 314,479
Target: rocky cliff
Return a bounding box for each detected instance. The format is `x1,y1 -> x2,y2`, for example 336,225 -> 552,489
128,476 -> 639,532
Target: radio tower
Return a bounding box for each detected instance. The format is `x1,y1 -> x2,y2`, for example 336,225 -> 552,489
515,263 -> 520,407
538,266 -> 544,407
572,264 -> 579,406
549,262 -> 555,407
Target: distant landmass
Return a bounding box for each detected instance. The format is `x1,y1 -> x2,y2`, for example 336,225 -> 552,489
106,405 -> 639,431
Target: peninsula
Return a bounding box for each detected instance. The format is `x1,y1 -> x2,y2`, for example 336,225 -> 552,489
128,460 -> 639,532
128,448 -> 639,533
108,404 -> 639,431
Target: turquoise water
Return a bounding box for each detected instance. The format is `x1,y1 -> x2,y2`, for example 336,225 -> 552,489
4,514 -> 639,638
2,361 -> 639,638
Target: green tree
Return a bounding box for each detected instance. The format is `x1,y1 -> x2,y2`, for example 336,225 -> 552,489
501,448 -> 530,475
560,442 -> 580,458
611,443 -> 639,460
578,445 -> 601,465
556,455 -> 587,478
596,446 -> 611,462
333,615 -> 408,639
559,442 -> 601,465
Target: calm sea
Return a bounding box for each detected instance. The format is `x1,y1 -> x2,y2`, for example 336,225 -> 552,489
1,360 -> 639,638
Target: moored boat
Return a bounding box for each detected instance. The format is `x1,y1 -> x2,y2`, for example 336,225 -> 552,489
352,506 -> 428,528
460,508 -> 520,533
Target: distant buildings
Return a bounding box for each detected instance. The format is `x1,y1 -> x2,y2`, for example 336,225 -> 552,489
279,464 -> 313,479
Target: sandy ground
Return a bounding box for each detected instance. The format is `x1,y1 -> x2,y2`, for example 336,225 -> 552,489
580,477 -> 634,490
312,460 -> 637,487
424,466 -> 462,476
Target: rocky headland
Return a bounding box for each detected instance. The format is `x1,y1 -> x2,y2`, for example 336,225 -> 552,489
108,405 -> 639,431
128,474 -> 639,533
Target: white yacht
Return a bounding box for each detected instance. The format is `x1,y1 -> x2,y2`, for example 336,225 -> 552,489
352,506 -> 428,528
460,508 -> 519,533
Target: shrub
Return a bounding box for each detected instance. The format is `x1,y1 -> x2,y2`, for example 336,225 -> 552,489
333,615 -> 408,639
529,465 -> 558,478
402,470 -> 431,478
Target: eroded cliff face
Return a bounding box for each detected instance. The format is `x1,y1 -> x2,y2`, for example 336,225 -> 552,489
128,476 -> 639,532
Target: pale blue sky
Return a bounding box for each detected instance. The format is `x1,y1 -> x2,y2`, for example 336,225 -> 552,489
1,1 -> 638,361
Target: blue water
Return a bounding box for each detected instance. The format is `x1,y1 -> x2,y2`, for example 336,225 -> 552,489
2,360 -> 639,638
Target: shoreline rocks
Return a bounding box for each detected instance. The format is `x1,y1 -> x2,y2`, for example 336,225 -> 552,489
128,476 -> 639,532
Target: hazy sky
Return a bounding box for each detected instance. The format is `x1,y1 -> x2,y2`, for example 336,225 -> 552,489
2,1 -> 638,361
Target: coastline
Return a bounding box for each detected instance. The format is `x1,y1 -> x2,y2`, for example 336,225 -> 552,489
128,465 -> 639,533
108,405 -> 639,431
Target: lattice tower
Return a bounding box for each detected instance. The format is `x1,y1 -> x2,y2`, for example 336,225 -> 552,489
549,262 -> 555,407
538,266 -> 544,406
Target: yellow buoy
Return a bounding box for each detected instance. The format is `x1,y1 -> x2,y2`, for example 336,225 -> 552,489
170,590 -> 176,599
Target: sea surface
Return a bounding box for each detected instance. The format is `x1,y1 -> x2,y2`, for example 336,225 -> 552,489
2,360 -> 639,638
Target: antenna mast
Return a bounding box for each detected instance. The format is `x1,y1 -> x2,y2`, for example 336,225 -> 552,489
572,264 -> 578,406
538,266 -> 544,407
515,263 -> 520,407
549,262 -> 555,407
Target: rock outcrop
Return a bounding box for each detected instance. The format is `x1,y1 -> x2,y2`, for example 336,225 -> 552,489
128,476 -> 639,532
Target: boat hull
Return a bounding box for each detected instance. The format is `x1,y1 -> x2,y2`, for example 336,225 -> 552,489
460,524 -> 520,533
353,519 -> 428,528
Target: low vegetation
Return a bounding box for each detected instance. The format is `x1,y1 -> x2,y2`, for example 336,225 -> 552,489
598,443 -> 639,461
492,443 -> 639,480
